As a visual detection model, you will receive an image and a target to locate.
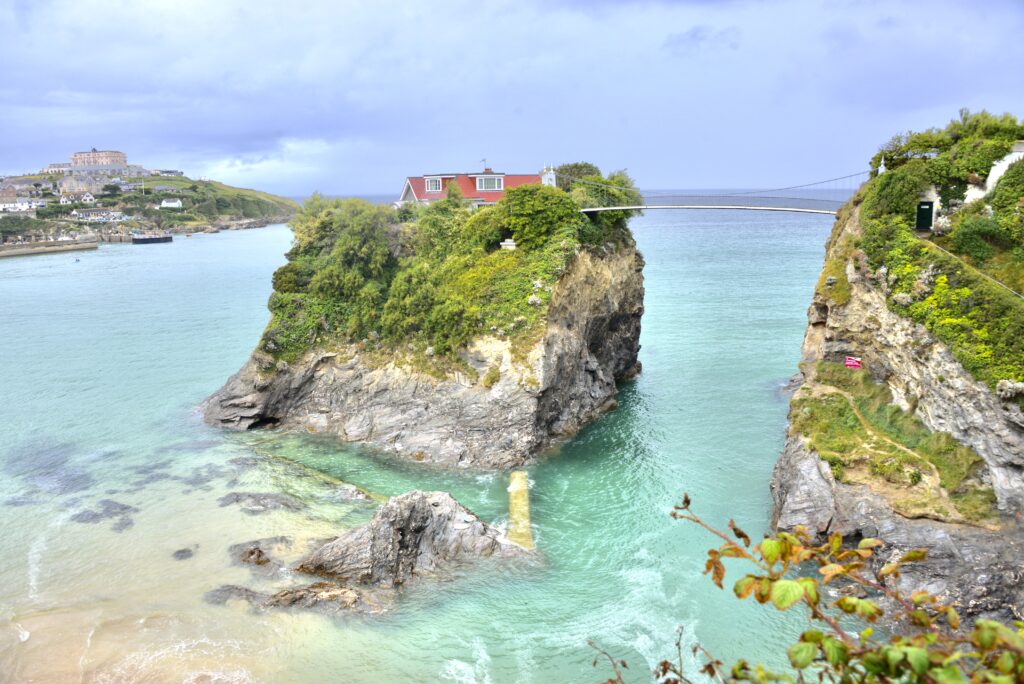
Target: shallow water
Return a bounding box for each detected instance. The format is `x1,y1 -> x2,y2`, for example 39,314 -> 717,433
0,213 -> 833,682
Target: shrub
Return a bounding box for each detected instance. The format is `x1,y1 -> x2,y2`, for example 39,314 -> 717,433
500,184 -> 580,251
950,216 -> 1013,263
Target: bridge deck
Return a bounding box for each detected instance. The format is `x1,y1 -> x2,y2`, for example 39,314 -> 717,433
580,205 -> 837,216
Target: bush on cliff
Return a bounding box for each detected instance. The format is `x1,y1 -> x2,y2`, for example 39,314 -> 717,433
261,171 -> 640,363
851,111 -> 1024,397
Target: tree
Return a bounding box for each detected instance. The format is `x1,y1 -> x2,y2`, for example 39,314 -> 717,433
499,184 -> 580,251
555,161 -> 602,192
593,495 -> 1024,683
102,183 -> 122,196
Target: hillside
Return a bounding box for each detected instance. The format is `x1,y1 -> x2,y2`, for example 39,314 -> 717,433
772,111 -> 1024,622
27,175 -> 298,231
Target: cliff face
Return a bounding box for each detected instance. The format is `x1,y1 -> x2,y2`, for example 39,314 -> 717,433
772,207 -> 1024,621
203,242 -> 644,469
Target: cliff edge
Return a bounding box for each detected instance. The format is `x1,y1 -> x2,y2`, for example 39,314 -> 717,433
204,176 -> 645,469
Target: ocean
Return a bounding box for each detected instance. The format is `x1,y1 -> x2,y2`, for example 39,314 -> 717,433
0,208 -> 835,682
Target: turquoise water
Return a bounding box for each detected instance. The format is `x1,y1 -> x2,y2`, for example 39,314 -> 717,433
0,213 -> 833,682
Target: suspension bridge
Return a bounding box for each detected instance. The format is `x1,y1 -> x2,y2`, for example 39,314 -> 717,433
555,170 -> 871,217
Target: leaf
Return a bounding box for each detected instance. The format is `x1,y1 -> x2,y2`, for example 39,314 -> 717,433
822,637 -> 850,666
996,651 -> 1016,674
734,576 -> 757,599
819,563 -> 846,582
858,538 -> 884,550
801,630 -> 824,643
946,606 -> 960,630
900,548 -> 928,563
878,562 -> 899,577
798,577 -> 819,606
932,665 -> 967,684
787,642 -> 817,669
884,646 -> 905,670
904,647 -> 929,675
729,519 -> 752,548
760,539 -> 783,565
770,579 -> 805,611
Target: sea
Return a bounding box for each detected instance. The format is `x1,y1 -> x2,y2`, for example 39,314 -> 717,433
0,205 -> 836,682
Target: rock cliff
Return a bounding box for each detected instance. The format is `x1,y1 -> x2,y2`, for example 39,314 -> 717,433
771,206 -> 1024,621
204,242 -> 644,469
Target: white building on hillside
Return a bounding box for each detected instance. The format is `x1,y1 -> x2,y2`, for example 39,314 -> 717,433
160,198 -> 183,209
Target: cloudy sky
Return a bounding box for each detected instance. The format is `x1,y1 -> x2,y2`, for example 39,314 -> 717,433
1,0 -> 1022,197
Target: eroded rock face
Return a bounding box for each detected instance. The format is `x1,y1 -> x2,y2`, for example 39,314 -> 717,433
299,490 -> 526,585
772,437 -> 1024,622
773,207 -> 1024,622
203,243 -> 644,468
798,210 -> 1024,512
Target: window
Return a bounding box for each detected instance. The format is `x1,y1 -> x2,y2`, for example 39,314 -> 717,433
476,176 -> 503,191
425,178 -> 442,192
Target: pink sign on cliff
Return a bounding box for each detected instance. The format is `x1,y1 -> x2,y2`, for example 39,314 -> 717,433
844,356 -> 862,369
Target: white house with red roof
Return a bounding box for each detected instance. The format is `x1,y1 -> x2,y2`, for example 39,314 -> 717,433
396,167 -> 556,208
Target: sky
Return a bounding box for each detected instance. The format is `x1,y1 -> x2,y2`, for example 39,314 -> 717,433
1,0 -> 1023,197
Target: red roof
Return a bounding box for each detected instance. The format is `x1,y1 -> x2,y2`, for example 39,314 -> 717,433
402,170 -> 541,204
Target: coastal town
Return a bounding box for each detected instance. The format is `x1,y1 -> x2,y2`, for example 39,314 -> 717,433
0,148 -> 297,257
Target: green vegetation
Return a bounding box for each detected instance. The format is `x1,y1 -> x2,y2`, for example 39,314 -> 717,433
0,215 -> 63,238
119,176 -> 298,226
792,363 -> 994,522
600,498 -> 1024,683
261,169 -> 639,364
848,111 -> 1024,399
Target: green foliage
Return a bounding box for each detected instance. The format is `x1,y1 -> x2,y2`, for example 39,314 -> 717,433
262,181 -> 615,363
595,498 -> 1024,684
861,159 -> 930,222
989,159 -> 1024,222
554,161 -> 602,191
101,183 -> 121,195
950,216 -> 1013,263
482,364 -> 501,388
795,362 -> 994,521
500,184 -> 580,251
858,186 -> 1024,395
0,215 -> 60,237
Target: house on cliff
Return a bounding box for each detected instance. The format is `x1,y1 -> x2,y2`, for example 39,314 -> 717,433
396,167 -> 555,209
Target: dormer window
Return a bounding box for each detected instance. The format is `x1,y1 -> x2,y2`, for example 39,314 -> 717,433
476,176 -> 503,191
425,177 -> 442,192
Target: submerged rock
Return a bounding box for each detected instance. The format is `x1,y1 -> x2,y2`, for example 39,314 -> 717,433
217,491 -> 305,515
203,243 -> 645,469
70,499 -> 139,532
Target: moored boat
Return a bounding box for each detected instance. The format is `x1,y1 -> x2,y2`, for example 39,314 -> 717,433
132,232 -> 173,245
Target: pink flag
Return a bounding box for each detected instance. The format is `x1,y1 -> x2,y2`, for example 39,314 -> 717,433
844,356 -> 862,369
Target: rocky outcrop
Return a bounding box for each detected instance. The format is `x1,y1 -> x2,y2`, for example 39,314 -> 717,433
299,490 -> 526,584
772,206 -> 1024,622
772,437 -> 1024,622
797,210 -> 1024,511
203,242 -> 644,468
205,491 -> 529,614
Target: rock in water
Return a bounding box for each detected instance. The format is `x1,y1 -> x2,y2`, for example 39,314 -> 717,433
202,243 -> 644,468
299,491 -> 527,587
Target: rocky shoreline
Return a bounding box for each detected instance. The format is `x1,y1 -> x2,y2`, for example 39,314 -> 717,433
203,240 -> 645,469
771,206 -> 1024,622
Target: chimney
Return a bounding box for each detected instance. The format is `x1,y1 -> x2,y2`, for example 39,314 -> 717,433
484,167 -> 493,173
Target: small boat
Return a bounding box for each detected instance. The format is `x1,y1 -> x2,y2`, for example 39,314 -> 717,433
132,232 -> 173,245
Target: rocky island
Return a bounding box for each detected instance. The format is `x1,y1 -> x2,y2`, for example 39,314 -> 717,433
205,169 -> 645,469
771,112 -> 1024,621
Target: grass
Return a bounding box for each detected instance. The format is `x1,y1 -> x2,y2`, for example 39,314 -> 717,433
815,233 -> 854,306
794,362 -> 997,523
